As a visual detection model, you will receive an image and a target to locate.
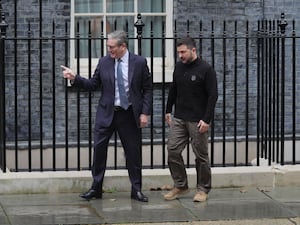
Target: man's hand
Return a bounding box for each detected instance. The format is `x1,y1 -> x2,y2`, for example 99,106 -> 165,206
197,120 -> 209,133
165,113 -> 172,126
139,114 -> 149,128
61,65 -> 75,80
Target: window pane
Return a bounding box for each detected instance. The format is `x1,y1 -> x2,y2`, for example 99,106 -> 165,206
75,17 -> 103,58
106,16 -> 135,53
75,0 -> 102,13
106,0 -> 134,13
140,16 -> 164,57
138,0 -> 165,12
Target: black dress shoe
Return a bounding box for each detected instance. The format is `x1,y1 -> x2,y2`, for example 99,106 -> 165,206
80,189 -> 102,200
131,191 -> 148,202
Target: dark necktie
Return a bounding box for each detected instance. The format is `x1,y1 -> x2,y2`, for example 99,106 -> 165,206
117,59 -> 129,110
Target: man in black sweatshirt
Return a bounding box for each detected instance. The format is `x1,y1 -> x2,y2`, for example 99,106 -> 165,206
164,37 -> 218,202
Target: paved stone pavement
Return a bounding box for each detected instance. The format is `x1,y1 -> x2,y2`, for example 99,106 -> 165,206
0,186 -> 299,225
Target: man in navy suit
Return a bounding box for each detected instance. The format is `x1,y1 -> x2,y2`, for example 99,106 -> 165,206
61,30 -> 152,202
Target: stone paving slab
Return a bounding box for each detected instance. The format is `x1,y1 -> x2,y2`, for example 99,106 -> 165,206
0,207 -> 9,225
182,198 -> 295,221
0,187 -> 299,225
114,219 -> 300,225
180,187 -> 297,221
91,191 -> 193,224
0,193 -> 102,225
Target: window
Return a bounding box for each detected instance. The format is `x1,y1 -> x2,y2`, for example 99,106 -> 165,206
70,0 -> 174,82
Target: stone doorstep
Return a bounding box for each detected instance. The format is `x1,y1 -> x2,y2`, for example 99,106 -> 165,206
0,165 -> 300,194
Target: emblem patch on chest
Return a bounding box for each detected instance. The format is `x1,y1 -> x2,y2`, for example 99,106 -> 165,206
191,75 -> 196,81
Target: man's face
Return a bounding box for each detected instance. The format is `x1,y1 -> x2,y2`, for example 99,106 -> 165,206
107,38 -> 126,59
177,44 -> 196,64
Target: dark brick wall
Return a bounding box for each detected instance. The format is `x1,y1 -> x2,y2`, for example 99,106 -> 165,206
174,0 -> 300,22
3,0 -> 71,142
173,0 -> 300,138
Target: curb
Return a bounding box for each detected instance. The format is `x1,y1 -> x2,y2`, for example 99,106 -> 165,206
1,165 -> 300,194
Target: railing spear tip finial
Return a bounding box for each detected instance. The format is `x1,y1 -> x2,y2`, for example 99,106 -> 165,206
134,13 -> 144,39
278,12 -> 288,34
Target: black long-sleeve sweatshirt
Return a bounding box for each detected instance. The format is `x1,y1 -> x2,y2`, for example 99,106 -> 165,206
166,57 -> 218,123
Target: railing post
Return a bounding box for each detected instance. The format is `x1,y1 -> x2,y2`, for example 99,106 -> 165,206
278,12 -> 287,165
134,13 -> 144,56
134,13 -> 144,173
0,2 -> 8,172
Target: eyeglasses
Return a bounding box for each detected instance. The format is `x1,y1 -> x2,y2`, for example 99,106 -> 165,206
107,42 -> 126,49
107,45 -> 119,49
106,45 -> 122,49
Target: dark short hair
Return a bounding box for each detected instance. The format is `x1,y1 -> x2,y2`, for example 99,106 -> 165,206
176,37 -> 196,50
108,30 -> 128,47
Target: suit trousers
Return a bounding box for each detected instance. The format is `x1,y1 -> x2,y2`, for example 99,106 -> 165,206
91,106 -> 142,192
167,117 -> 211,193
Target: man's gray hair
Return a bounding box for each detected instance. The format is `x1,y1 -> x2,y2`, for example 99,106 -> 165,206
108,30 -> 128,46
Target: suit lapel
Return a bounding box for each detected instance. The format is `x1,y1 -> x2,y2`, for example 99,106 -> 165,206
108,57 -> 115,87
128,53 -> 135,87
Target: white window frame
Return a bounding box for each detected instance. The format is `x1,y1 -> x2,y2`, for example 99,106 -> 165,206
70,0 -> 174,83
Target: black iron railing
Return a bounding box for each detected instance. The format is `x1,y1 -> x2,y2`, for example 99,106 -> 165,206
0,7 -> 299,172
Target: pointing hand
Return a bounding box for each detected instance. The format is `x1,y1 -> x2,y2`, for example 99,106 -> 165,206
61,65 -> 75,80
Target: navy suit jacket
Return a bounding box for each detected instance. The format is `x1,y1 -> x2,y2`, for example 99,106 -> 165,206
73,53 -> 152,129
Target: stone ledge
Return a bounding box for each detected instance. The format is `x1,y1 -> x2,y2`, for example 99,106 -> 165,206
0,165 -> 299,194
